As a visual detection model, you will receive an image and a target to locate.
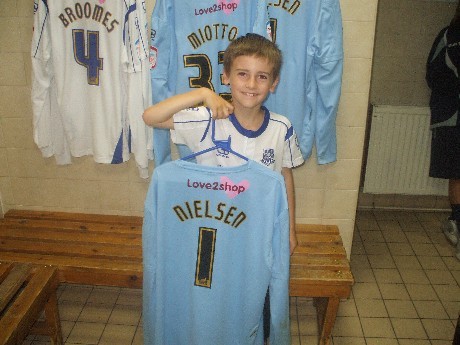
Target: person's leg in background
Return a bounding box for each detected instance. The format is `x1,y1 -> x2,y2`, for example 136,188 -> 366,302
449,179 -> 460,259
444,179 -> 460,244
443,180 -> 460,246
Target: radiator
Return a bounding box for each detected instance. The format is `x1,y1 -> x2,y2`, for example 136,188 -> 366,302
363,105 -> 448,195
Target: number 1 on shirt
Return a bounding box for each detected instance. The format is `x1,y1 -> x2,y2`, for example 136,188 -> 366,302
195,227 -> 217,288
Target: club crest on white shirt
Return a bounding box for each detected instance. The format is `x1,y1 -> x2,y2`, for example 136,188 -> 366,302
261,148 -> 275,166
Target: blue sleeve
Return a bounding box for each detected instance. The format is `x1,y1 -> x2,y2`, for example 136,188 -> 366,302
269,184 -> 291,345
313,0 -> 343,164
150,0 -> 174,165
142,173 -> 158,344
253,0 -> 271,39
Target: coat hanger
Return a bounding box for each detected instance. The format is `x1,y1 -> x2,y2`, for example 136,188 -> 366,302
181,113 -> 248,162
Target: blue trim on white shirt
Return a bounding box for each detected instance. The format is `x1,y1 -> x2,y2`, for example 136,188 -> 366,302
228,106 -> 270,138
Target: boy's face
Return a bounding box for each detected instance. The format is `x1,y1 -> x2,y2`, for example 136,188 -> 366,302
223,55 -> 279,111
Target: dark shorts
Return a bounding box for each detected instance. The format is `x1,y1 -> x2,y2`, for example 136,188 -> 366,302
429,126 -> 460,179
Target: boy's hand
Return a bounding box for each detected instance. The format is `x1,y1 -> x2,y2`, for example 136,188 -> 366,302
202,88 -> 234,119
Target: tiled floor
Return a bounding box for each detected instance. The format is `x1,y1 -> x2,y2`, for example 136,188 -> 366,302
23,209 -> 459,344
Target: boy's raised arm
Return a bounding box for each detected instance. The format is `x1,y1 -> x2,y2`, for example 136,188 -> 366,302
143,88 -> 233,129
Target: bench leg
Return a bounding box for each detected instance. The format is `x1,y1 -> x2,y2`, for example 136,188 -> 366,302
313,297 -> 340,345
44,292 -> 63,345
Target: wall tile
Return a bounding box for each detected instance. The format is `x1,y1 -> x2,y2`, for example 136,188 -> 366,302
17,0 -> 34,18
326,159 -> 362,191
296,188 -> 325,219
323,189 -> 359,219
9,177 -> 42,206
19,16 -> 34,53
340,0 -> 378,22
99,181 -> 131,212
1,118 -> 35,149
337,92 -> 369,127
6,148 -> 57,178
0,177 -> 13,205
0,0 -> 17,17
336,126 -> 366,160
0,18 -> 22,53
0,122 -> 5,147
23,52 -> 32,86
68,180 -> 102,211
342,57 -> 372,94
292,159 -> 327,189
0,53 -> 27,86
343,21 -> 376,59
129,182 -> 149,213
0,86 -> 32,118
93,163 -> 131,182
54,156 -> 103,181
0,148 -> 9,176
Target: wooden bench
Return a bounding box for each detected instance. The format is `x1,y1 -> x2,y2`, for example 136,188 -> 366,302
0,262 -> 62,345
292,224 -> 354,345
0,209 -> 353,345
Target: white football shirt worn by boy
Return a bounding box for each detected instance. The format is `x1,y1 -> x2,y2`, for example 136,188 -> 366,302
171,106 -> 304,173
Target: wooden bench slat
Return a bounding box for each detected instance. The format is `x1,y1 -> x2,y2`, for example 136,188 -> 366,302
4,209 -> 143,226
296,224 -> 340,234
0,227 -> 140,246
297,233 -> 343,244
0,253 -> 142,288
290,255 -> 351,269
1,218 -> 141,234
0,263 -> 11,282
0,265 -> 59,345
0,264 -> 32,313
293,244 -> 347,256
0,252 -> 142,272
290,267 -> 354,284
0,238 -> 141,260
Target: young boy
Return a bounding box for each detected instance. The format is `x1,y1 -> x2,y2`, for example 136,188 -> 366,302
143,33 -> 304,254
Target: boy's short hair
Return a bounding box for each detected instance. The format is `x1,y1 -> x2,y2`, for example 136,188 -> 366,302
223,33 -> 282,81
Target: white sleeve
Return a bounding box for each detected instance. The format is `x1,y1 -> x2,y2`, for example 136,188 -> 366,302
171,108 -> 211,149
125,0 -> 153,178
283,126 -> 304,168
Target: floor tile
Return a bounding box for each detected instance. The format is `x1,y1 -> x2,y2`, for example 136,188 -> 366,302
78,303 -> 113,324
66,322 -> 105,344
384,299 -> 418,318
365,338 -> 399,345
332,316 -> 363,337
355,298 -> 388,317
421,318 -> 455,340
379,283 -> 410,300
99,324 -> 137,345
331,336 -> 366,344
391,318 -> 427,339
413,300 -> 449,319
405,283 -> 439,301
297,315 -> 317,336
352,282 -> 382,299
361,317 -> 395,338
373,268 -> 403,284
